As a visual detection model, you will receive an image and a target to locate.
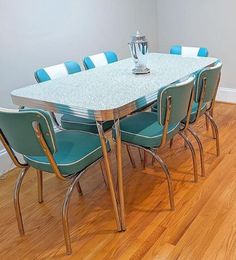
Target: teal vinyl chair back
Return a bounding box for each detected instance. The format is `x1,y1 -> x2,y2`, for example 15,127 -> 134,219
157,76 -> 195,127
170,45 -> 208,57
195,62 -> 222,104
0,108 -> 56,156
83,51 -> 118,70
35,61 -> 81,83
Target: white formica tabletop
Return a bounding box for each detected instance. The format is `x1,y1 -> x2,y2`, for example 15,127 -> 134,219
11,53 -> 218,121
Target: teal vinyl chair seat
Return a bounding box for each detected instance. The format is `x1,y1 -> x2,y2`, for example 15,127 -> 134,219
112,112 -> 180,148
24,130 -> 110,176
61,114 -> 113,133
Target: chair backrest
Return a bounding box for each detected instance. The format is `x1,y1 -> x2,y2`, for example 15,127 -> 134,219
157,76 -> 195,126
83,51 -> 118,70
170,45 -> 208,57
0,108 -> 56,156
35,61 -> 81,83
195,61 -> 222,104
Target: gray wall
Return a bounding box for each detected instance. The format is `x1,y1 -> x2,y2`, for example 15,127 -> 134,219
0,0 -> 158,108
156,0 -> 235,89
0,0 -> 158,169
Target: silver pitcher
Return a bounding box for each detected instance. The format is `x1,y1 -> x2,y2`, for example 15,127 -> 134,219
128,31 -> 150,74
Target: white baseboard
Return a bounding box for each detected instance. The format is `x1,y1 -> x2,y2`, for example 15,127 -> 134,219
216,87 -> 236,103
0,149 -> 15,176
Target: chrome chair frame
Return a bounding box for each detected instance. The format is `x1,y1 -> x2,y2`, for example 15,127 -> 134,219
170,67 -> 221,178
0,121 -> 121,255
189,72 -> 221,158
113,85 -> 198,211
144,87 -> 198,182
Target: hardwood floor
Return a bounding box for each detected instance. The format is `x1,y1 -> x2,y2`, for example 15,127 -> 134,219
1,102 -> 236,259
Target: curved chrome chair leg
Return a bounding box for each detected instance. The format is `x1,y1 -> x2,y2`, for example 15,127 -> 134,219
146,149 -> 175,210
62,173 -> 82,255
209,109 -> 216,139
37,170 -> 43,203
205,113 -> 220,156
76,181 -> 83,196
151,150 -> 155,166
178,132 -> 198,182
14,167 -> 30,235
187,128 -> 206,177
126,145 -> 136,168
205,111 -> 216,139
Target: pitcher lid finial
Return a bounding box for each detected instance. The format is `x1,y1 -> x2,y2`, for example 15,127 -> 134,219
131,31 -> 146,42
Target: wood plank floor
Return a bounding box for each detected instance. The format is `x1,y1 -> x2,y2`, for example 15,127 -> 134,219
1,102 -> 236,259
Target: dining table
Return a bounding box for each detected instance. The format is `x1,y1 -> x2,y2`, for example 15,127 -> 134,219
11,53 -> 218,231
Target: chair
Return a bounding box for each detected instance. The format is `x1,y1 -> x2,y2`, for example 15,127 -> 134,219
83,51 -> 118,70
35,61 -> 82,82
185,62 -> 222,160
112,76 -> 198,210
140,45 -> 208,168
152,61 -> 222,177
0,108 -> 121,255
170,45 -> 209,57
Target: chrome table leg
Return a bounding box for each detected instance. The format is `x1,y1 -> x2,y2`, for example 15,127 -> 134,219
96,121 -> 122,231
114,118 -> 126,231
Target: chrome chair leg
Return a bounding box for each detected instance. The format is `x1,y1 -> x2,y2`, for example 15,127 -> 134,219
205,113 -> 220,156
138,148 -> 143,163
14,167 -> 30,235
209,109 -> 216,139
205,113 -> 210,131
205,110 -> 216,139
62,173 -> 82,255
37,170 -> 43,203
100,161 -> 108,188
113,118 -> 126,231
76,181 -> 83,196
187,128 -> 206,177
148,149 -> 175,210
126,145 -> 136,168
178,132 -> 198,182
151,150 -> 155,166
143,151 -> 147,169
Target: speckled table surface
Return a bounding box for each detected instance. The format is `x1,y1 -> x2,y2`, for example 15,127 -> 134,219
11,53 -> 218,120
